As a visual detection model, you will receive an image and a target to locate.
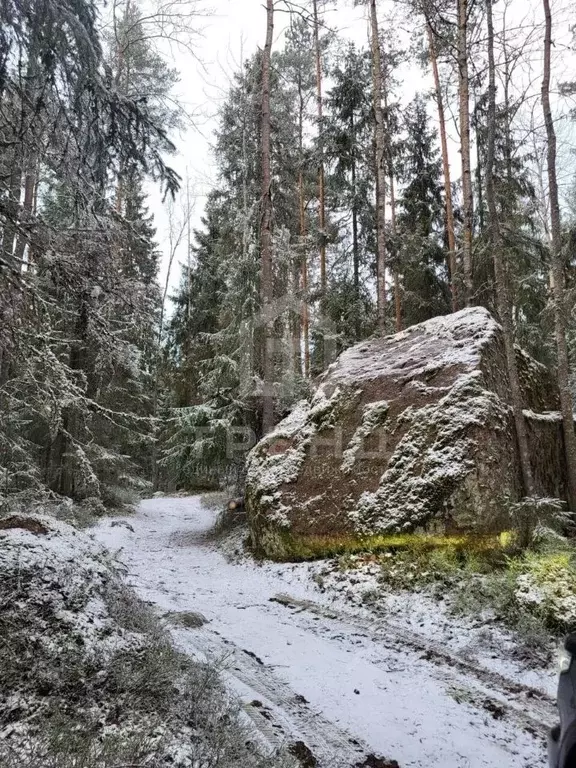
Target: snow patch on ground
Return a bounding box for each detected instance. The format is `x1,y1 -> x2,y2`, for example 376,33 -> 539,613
307,559 -> 557,697
0,511 -> 291,768
93,496 -> 555,768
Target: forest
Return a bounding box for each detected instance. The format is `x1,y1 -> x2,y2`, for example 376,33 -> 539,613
1,0 -> 576,766
1,0 -> 575,510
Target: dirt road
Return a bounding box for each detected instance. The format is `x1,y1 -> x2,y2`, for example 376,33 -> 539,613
94,497 -> 553,768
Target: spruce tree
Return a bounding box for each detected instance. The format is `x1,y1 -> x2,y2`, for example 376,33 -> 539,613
324,43 -> 376,342
396,95 -> 451,325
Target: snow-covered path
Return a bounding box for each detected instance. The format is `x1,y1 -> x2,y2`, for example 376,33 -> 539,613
94,496 -> 552,768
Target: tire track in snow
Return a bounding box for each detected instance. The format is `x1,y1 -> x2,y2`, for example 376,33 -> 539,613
176,626 -> 373,767
94,497 -> 549,768
268,593 -> 555,737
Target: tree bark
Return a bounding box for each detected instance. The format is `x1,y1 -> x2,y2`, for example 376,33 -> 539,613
390,176 -> 402,332
474,91 -> 485,234
12,154 -> 36,267
291,262 -> 302,376
381,56 -> 400,332
457,0 -> 474,304
541,0 -> 576,510
370,0 -> 387,333
1,141 -> 22,269
260,0 -> 275,435
299,169 -> 311,377
350,108 -> 361,339
485,0 -> 534,498
297,69 -> 310,377
312,0 -> 327,296
427,21 -> 457,311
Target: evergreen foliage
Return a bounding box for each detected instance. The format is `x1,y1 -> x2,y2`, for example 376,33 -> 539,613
0,0 -> 178,510
396,95 -> 451,325
1,0 -> 575,505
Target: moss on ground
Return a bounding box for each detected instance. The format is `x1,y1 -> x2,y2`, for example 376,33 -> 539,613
261,529 -> 511,563
302,527 -> 576,645
256,520 -> 576,647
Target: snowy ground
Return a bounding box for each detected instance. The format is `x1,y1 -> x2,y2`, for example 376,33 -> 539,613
94,496 -> 557,768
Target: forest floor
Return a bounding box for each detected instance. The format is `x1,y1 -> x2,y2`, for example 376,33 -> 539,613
94,496 -> 557,768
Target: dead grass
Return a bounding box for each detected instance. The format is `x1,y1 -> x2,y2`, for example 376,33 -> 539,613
0,538 -> 296,768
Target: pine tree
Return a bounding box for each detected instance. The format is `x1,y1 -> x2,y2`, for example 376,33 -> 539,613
541,0 -> 576,510
278,18 -> 316,376
161,192 -> 249,489
485,0 -> 534,498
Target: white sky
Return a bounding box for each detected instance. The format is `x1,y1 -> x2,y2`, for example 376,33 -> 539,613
150,0 -> 576,294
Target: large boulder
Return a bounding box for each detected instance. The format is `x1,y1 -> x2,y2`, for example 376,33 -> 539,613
245,307 -> 565,558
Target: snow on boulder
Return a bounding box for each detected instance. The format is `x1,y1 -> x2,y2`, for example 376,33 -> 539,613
245,307 -> 565,558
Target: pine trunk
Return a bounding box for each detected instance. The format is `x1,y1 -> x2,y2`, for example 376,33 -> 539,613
350,110 -> 361,339
382,66 -> 400,333
457,0 -> 474,304
297,73 -> 310,377
313,0 -> 326,296
260,0 -> 275,435
427,22 -> 457,311
485,0 -> 534,497
541,0 -> 576,510
1,142 -> 21,269
370,0 -> 387,333
299,169 -> 311,377
390,178 -> 401,332
12,157 -> 36,266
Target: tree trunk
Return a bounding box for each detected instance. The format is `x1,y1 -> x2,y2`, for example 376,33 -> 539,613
299,169 -> 311,378
427,21 -> 457,311
12,155 -> 37,267
457,0 -> 474,304
297,71 -> 310,378
381,60 -> 400,333
260,0 -> 275,435
390,177 -> 402,332
474,92 -> 485,235
351,157 -> 359,299
370,0 -> 387,332
1,141 -> 22,269
313,0 -> 327,296
485,0 -> 534,498
350,110 -> 361,340
292,268 -> 302,376
541,0 -> 576,510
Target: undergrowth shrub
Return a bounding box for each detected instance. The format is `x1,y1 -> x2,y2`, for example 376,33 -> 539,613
325,524 -> 576,647
209,499 -> 247,539
0,520 -> 296,768
505,496 -> 571,550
